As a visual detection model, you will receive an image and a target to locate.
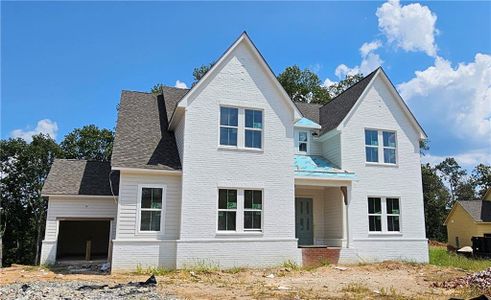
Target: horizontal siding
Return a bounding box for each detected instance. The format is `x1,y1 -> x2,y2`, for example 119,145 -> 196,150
321,133 -> 342,168
175,116 -> 185,163
115,172 -> 181,240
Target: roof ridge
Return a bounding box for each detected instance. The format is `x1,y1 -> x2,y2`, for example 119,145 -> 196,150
54,158 -> 111,163
121,86 -> 190,95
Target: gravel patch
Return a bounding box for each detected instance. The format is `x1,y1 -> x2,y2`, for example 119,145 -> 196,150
0,280 -> 169,300
433,267 -> 491,290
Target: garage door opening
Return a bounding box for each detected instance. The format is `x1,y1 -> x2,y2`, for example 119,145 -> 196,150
56,220 -> 111,261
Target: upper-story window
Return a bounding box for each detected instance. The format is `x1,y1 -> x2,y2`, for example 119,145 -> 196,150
245,109 -> 262,149
298,131 -> 308,153
220,107 -> 238,146
365,129 -> 397,164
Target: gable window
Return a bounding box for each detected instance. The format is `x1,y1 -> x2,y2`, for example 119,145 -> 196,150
244,190 -> 262,230
368,196 -> 401,233
139,186 -> 164,232
220,107 -> 238,146
365,129 -> 397,164
245,109 -> 262,149
298,131 -> 308,153
218,189 -> 237,231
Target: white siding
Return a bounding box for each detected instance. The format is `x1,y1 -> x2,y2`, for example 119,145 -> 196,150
177,40 -> 300,266
175,115 -> 185,163
339,75 -> 428,262
40,196 -> 117,265
321,133 -> 342,168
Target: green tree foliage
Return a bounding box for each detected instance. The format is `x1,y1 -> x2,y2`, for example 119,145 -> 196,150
0,135 -> 63,265
326,74 -> 364,98
472,164 -> 491,198
60,125 -> 114,161
192,63 -> 214,86
150,83 -> 165,94
436,158 -> 467,203
421,163 -> 451,242
277,65 -> 331,104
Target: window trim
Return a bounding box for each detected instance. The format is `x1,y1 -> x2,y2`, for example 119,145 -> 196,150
364,128 -> 398,166
367,195 -> 402,234
296,130 -> 309,154
218,105 -> 264,151
136,184 -> 166,234
217,189 -> 238,232
244,109 -> 263,149
219,106 -> 239,147
243,189 -> 263,232
368,197 -> 382,232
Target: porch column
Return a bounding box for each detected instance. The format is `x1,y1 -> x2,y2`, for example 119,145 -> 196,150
340,186 -> 350,248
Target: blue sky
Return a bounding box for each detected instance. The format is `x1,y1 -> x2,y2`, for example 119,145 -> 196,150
2,1 -> 490,168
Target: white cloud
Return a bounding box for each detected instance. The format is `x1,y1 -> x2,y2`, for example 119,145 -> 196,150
175,80 -> 188,89
422,149 -> 491,169
11,119 -> 58,142
398,53 -> 491,144
333,41 -> 383,79
376,0 -> 438,57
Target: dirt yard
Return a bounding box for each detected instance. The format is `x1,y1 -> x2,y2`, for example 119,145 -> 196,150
0,262 -> 485,299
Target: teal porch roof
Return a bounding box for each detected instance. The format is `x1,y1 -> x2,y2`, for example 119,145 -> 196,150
294,155 -> 356,180
294,117 -> 321,129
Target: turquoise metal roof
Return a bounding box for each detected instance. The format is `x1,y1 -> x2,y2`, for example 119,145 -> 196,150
294,117 -> 321,129
294,155 -> 356,180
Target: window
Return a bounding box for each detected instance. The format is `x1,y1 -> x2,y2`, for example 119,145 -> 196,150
298,131 -> 308,153
244,190 -> 262,230
365,130 -> 379,162
218,189 -> 237,231
220,107 -> 238,146
140,187 -> 163,231
245,109 -> 262,149
386,198 -> 400,232
383,131 -> 397,164
368,197 -> 382,232
365,129 -> 397,164
368,197 -> 401,233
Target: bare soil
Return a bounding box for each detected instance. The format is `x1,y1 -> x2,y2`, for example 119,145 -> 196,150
0,262 -> 483,299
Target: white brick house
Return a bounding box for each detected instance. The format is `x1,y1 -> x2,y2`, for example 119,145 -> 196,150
40,32 -> 429,271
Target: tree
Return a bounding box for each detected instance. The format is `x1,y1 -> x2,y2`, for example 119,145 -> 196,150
277,65 -> 331,104
472,164 -> 491,198
0,134 -> 63,266
326,74 -> 364,98
192,63 -> 214,86
421,163 -> 451,242
436,158 -> 467,204
60,125 -> 114,162
150,83 -> 164,94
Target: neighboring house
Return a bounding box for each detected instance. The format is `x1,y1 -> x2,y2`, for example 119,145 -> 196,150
40,32 -> 429,271
445,189 -> 491,249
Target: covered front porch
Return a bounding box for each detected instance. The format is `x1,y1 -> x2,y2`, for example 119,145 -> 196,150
294,155 -> 356,265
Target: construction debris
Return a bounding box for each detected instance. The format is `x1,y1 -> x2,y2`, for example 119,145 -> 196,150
433,267 -> 491,291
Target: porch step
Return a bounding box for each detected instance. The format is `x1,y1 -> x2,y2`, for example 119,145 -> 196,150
301,247 -> 340,266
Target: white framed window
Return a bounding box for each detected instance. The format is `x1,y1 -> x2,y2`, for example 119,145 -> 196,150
244,190 -> 262,231
368,196 -> 401,233
220,107 -> 238,146
218,189 -> 237,231
365,129 -> 397,164
298,131 -> 308,153
245,109 -> 263,149
138,185 -> 165,232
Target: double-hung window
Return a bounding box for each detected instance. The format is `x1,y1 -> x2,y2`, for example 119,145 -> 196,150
244,190 -> 262,230
368,197 -> 401,233
220,107 -> 238,146
365,129 -> 397,164
218,189 -> 237,231
245,109 -> 263,149
298,131 -> 308,153
139,186 -> 164,232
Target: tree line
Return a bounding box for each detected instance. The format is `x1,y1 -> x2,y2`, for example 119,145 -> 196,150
1,64 -> 489,266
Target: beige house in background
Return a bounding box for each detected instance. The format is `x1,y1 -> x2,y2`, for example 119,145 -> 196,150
445,189 -> 491,248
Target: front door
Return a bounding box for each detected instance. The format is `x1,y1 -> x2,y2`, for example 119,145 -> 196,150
295,197 -> 314,246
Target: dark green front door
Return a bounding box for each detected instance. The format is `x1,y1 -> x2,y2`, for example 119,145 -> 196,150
295,197 -> 313,245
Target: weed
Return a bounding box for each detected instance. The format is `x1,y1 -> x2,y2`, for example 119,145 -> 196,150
134,264 -> 171,276
429,246 -> 491,271
281,260 -> 300,271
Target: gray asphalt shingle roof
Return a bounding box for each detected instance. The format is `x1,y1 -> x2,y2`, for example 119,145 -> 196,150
294,102 -> 322,124
459,200 -> 491,222
42,159 -> 119,196
111,89 -> 185,170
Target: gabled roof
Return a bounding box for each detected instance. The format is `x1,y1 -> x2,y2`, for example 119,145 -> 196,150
42,159 -> 119,196
294,102 -> 322,124
445,200 -> 491,224
319,69 -> 378,135
111,90 -> 182,171
168,31 -> 303,129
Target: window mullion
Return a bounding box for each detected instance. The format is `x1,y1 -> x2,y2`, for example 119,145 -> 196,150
237,189 -> 244,232
238,109 -> 245,147
381,197 -> 388,232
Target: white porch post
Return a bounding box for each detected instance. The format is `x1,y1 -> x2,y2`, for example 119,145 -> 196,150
340,186 -> 350,248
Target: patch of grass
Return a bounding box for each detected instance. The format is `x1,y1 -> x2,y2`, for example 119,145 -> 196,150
183,259 -> 220,274
134,264 -> 171,276
429,246 -> 491,271
223,266 -> 244,274
341,282 -> 371,294
281,260 -> 300,271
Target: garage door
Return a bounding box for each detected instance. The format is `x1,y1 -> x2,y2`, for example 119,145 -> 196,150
56,220 -> 111,261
